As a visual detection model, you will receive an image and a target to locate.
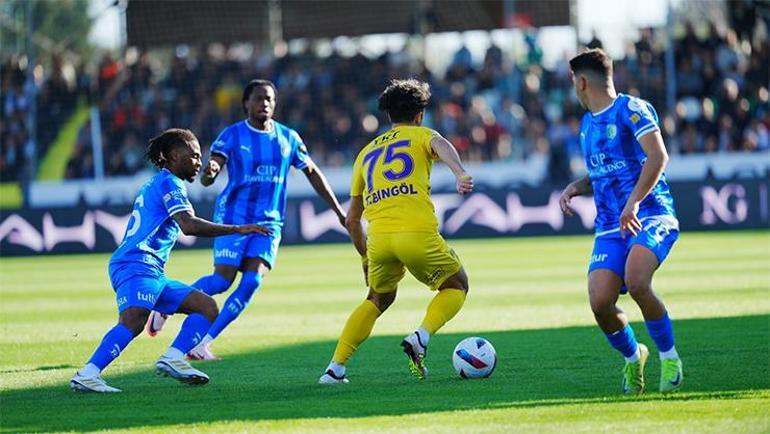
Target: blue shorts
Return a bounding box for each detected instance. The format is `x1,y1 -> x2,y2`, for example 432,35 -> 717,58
589,216 -> 679,293
213,232 -> 281,269
112,274 -> 194,314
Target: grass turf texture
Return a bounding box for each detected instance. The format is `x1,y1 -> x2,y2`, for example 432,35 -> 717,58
1,231 -> 768,433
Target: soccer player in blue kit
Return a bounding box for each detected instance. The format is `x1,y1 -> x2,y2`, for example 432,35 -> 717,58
70,129 -> 272,393
559,49 -> 683,394
146,79 -> 346,360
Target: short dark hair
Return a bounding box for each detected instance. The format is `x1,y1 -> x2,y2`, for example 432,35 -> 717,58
242,79 -> 277,114
145,128 -> 197,168
569,48 -> 613,80
378,79 -> 431,123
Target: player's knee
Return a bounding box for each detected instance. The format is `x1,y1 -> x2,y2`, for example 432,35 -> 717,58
440,269 -> 469,292
200,298 -> 219,322
214,266 -> 238,284
119,308 -> 150,336
589,292 -> 614,317
625,277 -> 652,299
367,289 -> 395,312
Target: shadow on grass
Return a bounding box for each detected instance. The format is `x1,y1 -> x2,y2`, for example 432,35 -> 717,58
2,315 -> 768,432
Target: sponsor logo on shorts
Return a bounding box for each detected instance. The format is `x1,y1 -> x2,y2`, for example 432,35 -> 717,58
590,253 -> 609,264
215,248 -> 239,259
117,296 -> 128,307
137,291 -> 156,304
427,267 -> 445,285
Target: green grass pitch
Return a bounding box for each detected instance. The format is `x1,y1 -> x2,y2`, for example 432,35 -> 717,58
1,231 -> 768,433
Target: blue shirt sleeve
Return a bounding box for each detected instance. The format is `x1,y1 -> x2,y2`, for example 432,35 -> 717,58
289,130 -> 311,170
623,97 -> 660,142
160,177 -> 194,217
210,126 -> 235,161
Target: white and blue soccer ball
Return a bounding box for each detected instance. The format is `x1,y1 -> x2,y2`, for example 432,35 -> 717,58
452,337 -> 497,379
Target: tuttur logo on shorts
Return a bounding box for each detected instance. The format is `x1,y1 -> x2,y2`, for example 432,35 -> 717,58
215,249 -> 239,259
136,292 -> 156,304
591,253 -> 609,264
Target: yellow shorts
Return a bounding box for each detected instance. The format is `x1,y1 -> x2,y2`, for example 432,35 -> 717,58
366,231 -> 463,293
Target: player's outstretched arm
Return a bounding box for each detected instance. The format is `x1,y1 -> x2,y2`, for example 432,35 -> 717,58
302,162 -> 346,226
200,154 -> 226,187
430,136 -> 473,194
559,176 -> 593,216
619,130 -> 669,237
172,210 -> 272,237
345,196 -> 368,285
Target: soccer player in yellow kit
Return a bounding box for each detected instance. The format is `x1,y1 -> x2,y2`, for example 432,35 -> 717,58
319,79 -> 474,384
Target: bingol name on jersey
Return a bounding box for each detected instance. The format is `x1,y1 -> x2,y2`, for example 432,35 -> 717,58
365,183 -> 418,206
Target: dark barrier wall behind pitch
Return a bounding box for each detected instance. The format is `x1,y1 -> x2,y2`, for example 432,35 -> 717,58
1,179 -> 767,256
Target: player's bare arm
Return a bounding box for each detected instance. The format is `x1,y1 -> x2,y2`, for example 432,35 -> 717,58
201,154 -> 226,186
344,195 -> 368,285
430,136 -> 473,194
302,161 -> 347,226
559,176 -> 593,216
172,210 -> 272,237
619,130 -> 669,238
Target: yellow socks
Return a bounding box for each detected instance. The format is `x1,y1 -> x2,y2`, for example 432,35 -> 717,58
421,288 -> 466,335
332,299 -> 382,364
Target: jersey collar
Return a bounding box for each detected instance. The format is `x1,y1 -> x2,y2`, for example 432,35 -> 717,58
592,95 -> 619,117
245,119 -> 275,134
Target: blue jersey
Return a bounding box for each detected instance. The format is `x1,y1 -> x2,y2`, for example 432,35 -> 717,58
210,120 -> 311,228
109,169 -> 193,277
579,93 -> 676,233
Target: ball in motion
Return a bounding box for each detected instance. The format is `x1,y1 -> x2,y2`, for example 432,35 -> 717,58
452,337 -> 497,379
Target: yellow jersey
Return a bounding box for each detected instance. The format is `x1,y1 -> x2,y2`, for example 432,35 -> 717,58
351,125 -> 441,234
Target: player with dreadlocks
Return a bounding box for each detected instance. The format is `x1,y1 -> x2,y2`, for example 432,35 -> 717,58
70,128 -> 271,393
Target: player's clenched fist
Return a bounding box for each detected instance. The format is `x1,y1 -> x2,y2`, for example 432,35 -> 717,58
203,160 -> 221,179
559,185 -> 579,216
457,173 -> 473,194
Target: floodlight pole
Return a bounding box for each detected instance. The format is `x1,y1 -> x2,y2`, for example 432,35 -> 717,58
268,0 -> 283,50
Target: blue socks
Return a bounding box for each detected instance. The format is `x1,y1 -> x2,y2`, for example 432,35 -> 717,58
170,313 -> 212,354
605,324 -> 639,360
192,273 -> 232,296
206,271 -> 262,339
645,312 -> 676,353
87,324 -> 135,371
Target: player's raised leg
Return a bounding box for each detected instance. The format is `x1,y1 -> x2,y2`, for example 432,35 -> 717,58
70,306 -> 149,393
625,243 -> 682,393
147,264 -> 236,338
589,269 -> 649,394
319,288 -> 394,384
155,287 -> 218,385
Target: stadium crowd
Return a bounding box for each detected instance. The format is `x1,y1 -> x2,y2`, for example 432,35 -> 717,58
2,16 -> 768,182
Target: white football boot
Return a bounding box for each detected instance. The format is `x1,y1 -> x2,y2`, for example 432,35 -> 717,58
186,342 -> 222,361
70,371 -> 122,393
318,369 -> 350,384
155,355 -> 210,385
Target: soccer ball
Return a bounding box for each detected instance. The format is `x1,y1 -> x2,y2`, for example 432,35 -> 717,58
452,337 -> 497,379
